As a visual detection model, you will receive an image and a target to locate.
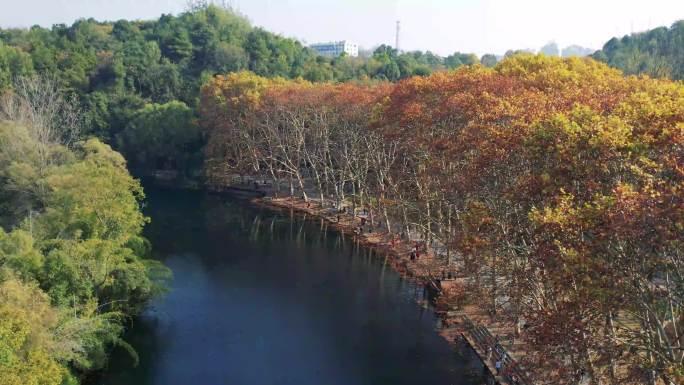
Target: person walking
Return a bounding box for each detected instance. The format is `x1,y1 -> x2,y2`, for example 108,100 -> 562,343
495,359 -> 502,375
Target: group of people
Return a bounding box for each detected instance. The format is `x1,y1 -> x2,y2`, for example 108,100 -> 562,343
489,353 -> 521,384
355,216 -> 374,235
409,241 -> 426,261
483,335 -> 522,385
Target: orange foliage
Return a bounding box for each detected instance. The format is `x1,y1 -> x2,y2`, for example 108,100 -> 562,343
199,55 -> 684,384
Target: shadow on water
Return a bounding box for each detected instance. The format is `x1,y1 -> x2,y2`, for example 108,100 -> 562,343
93,187 -> 486,385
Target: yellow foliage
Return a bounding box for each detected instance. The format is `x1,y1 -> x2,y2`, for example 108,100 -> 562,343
0,277 -> 66,385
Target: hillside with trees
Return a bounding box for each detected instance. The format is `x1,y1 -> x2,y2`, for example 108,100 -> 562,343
6,7 -> 680,185
593,20 -> 684,80
0,77 -> 170,385
0,4 -> 484,181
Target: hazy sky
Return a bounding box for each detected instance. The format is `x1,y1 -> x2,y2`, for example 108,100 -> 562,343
1,0 -> 683,56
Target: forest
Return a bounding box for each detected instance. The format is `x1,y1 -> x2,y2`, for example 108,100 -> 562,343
0,5 -> 491,385
593,20 -> 684,80
199,55 -> 684,385
2,4 -> 680,181
0,77 -> 170,384
1,3 -> 683,385
0,5 -> 484,181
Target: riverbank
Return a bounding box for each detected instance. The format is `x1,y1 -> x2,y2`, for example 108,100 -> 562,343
252,196 -> 530,385
97,186 -> 481,385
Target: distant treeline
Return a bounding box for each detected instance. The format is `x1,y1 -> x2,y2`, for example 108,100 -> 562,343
593,20 -> 684,80
2,5 -> 680,181
0,5 -> 485,168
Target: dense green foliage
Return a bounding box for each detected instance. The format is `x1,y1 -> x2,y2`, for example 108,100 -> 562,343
0,114 -> 170,383
0,6 -> 476,100
0,5 -> 487,179
593,20 -> 684,80
118,101 -> 201,175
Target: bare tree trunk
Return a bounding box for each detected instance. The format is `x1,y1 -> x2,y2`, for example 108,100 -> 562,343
447,204 -> 452,264
289,174 -> 294,198
351,180 -> 357,218
296,172 -> 308,202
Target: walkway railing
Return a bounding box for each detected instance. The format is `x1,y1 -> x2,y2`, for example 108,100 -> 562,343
462,315 -> 531,385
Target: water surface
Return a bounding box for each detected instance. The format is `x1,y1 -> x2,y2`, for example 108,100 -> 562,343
96,188 -> 484,385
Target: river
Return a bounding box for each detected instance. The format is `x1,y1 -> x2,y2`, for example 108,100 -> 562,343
94,187 -> 485,385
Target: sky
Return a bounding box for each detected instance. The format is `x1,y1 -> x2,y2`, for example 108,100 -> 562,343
0,0 -> 683,56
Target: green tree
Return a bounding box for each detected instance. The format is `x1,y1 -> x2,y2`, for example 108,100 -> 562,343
244,29 -> 271,76
0,277 -> 66,385
213,42 -> 247,73
118,101 -> 200,174
0,43 -> 34,90
593,20 -> 684,80
445,52 -> 479,69
480,53 -> 498,68
166,29 -> 194,62
372,44 -> 398,62
377,61 -> 401,81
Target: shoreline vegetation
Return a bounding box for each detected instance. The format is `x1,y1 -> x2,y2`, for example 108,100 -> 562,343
200,55 -> 684,385
0,78 -> 170,384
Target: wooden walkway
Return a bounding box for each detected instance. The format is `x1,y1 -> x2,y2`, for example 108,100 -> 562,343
458,315 -> 530,385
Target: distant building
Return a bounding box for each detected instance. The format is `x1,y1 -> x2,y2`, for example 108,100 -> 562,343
309,41 -> 359,57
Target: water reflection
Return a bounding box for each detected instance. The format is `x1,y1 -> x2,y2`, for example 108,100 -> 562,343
95,188 -> 484,385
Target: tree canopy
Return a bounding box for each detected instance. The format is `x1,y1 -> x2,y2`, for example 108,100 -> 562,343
200,55 -> 684,385
0,4 -> 486,179
593,20 -> 684,80
0,79 -> 170,384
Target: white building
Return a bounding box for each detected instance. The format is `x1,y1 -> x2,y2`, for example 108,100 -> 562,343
309,41 -> 359,58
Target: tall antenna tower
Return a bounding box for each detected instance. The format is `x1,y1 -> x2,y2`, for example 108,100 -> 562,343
395,21 -> 401,52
